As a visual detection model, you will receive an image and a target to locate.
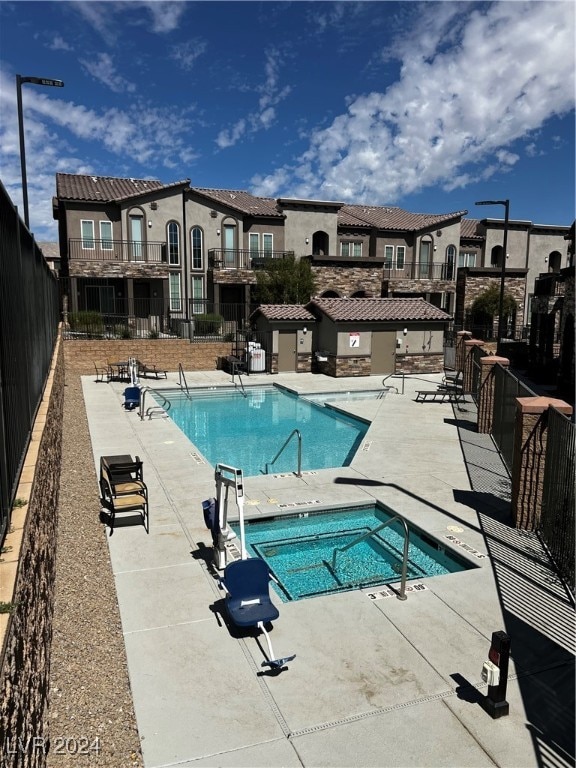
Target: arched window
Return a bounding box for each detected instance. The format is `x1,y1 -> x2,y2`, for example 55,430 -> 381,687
445,245 -> 456,279
222,218 -> 237,267
128,208 -> 144,260
167,221 -> 180,266
418,238 -> 433,277
191,226 -> 203,270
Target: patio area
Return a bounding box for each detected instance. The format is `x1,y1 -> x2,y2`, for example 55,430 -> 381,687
74,370 -> 574,768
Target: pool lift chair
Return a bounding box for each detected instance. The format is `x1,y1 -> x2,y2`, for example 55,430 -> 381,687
203,463 -> 295,671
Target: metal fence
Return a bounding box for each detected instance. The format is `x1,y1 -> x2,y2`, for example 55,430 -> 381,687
540,406 -> 575,592
492,364 -> 537,474
0,180 -> 60,546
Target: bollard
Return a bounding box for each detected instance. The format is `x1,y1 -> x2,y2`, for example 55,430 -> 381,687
481,630 -> 511,718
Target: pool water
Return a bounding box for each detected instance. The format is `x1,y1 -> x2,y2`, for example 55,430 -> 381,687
160,386 -> 369,476
231,504 -> 473,601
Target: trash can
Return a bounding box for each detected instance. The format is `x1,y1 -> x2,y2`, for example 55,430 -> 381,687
249,348 -> 266,372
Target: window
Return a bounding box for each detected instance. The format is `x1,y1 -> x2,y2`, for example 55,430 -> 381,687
81,220 -> 95,250
169,273 -> 181,311
458,251 -> 476,268
129,213 -> 144,260
167,222 -> 180,266
249,233 -> 259,254
341,241 -> 362,257
99,221 -> 113,250
192,276 -> 204,314
263,233 -> 273,255
223,223 -> 236,267
444,245 -> 456,279
191,227 -> 203,270
384,245 -> 394,269
396,246 -> 405,270
86,285 -> 114,313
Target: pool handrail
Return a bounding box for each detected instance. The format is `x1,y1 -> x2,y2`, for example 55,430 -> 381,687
178,363 -> 192,399
331,515 -> 410,600
231,366 -> 247,398
264,428 -> 302,478
139,386 -> 171,420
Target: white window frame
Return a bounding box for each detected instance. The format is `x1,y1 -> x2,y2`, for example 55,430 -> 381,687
81,220 -> 95,250
191,275 -> 204,314
458,251 -> 477,268
384,245 -> 394,269
263,233 -> 273,255
169,273 -> 181,311
191,226 -> 203,270
167,221 -> 180,266
341,241 -> 362,258
249,233 -> 259,254
396,245 -> 405,269
99,221 -> 113,250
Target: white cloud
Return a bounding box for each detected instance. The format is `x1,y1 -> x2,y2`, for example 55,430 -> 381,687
215,47 -> 291,149
80,53 -> 136,94
70,0 -> 186,43
251,1 -> 575,203
48,35 -> 73,52
170,38 -> 207,71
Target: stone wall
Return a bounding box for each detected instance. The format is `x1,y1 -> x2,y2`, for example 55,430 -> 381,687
310,264 -> 383,297
395,353 -> 444,375
457,272 -> 527,335
63,339 -> 231,375
0,339 -> 65,768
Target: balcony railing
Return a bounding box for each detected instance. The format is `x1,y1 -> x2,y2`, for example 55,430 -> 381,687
383,262 -> 457,281
208,249 -> 294,270
68,238 -> 166,263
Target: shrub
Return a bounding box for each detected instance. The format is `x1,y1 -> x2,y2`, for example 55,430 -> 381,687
194,313 -> 223,336
68,311 -> 104,337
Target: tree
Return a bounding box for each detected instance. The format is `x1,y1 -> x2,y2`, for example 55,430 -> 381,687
253,255 -> 316,305
470,284 -> 517,336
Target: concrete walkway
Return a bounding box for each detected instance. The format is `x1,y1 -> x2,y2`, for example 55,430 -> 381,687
82,370 -> 575,768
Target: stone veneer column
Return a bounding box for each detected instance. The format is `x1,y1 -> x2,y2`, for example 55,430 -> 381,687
463,339 -> 485,394
455,330 -> 472,373
511,397 -> 573,530
477,356 -> 510,433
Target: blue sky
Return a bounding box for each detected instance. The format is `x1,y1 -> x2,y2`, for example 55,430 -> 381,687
0,1 -> 574,241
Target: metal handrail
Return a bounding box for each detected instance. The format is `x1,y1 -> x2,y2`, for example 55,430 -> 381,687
231,363 -> 247,398
139,387 -> 171,420
178,363 -> 192,399
382,373 -> 404,395
332,515 -> 410,600
263,429 -> 302,478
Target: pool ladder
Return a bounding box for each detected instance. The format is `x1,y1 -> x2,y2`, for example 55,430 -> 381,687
331,515 -> 410,600
178,363 -> 192,399
263,429 -> 302,478
139,387 -> 171,420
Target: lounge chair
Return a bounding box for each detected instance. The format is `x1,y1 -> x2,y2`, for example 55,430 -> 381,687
137,361 -> 168,379
99,455 -> 149,533
220,558 -> 295,671
94,363 -> 110,383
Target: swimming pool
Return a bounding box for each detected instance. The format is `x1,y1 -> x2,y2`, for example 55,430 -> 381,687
231,503 -> 474,601
158,386 -> 369,476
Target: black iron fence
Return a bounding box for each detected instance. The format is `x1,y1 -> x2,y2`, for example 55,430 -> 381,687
68,238 -> 166,263
208,249 -> 294,270
540,406 -> 575,592
492,364 -> 537,474
62,297 -> 254,341
0,180 -> 60,546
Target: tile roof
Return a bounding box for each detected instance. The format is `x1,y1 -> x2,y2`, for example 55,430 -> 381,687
307,297 -> 451,322
460,218 -> 484,239
251,304 -> 316,321
191,188 -> 284,218
55,173 -> 189,203
37,241 -> 60,258
339,204 -> 468,232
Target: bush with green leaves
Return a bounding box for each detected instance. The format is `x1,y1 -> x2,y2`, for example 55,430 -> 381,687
68,311 -> 104,337
254,255 -> 316,305
194,313 -> 223,336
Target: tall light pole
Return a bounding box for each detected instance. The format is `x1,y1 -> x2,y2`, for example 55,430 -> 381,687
475,198 -> 510,352
16,74 -> 64,229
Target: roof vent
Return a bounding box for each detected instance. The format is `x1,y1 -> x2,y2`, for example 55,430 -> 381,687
91,176 -> 98,182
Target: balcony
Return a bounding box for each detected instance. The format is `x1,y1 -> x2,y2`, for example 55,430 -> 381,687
68,238 -> 166,263
383,262 -> 457,281
208,249 -> 294,270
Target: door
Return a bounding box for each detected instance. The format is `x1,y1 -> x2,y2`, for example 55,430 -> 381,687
134,282 -> 150,318
278,331 -> 297,372
371,331 -> 396,375
129,215 -> 143,261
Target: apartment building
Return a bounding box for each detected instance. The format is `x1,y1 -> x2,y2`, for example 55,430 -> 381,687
53,173 -> 571,338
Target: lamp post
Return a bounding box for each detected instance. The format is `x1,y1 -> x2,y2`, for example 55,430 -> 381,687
475,198 -> 510,352
16,74 -> 64,229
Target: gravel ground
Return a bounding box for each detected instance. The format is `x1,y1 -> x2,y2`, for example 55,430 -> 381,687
46,374 -> 143,767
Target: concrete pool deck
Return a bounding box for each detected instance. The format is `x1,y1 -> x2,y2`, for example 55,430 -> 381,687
82,370 -> 575,768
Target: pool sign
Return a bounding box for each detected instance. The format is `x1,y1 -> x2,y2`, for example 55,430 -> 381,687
349,332 -> 360,348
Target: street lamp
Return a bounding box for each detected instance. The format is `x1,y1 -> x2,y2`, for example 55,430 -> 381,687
475,198 -> 510,352
16,74 -> 64,229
